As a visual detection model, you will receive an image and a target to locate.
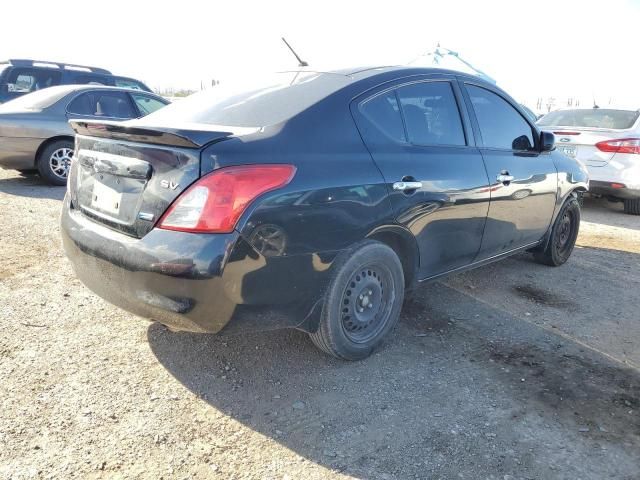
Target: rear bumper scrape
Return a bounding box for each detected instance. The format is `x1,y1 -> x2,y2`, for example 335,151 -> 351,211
61,197 -> 333,333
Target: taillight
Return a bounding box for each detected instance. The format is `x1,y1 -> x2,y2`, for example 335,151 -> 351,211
595,138 -> 640,155
158,164 -> 296,233
553,131 -> 581,136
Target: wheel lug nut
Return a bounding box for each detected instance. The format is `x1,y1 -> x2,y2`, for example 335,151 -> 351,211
368,290 -> 372,295
359,294 -> 364,300
367,304 -> 373,309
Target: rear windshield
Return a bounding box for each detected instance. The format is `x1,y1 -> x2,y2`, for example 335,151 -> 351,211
115,77 -> 148,91
538,109 -> 639,129
0,86 -> 70,111
142,71 -> 352,128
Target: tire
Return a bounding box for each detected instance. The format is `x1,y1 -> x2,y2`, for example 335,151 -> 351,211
309,240 -> 405,360
534,196 -> 581,266
37,140 -> 74,186
623,198 -> 640,215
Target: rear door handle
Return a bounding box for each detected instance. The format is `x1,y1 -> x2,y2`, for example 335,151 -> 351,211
497,173 -> 514,184
393,181 -> 423,191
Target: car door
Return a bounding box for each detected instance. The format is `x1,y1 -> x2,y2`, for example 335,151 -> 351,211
461,82 -> 557,259
352,76 -> 490,279
66,90 -> 139,121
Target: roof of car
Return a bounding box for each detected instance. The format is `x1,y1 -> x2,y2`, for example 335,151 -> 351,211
32,84 -> 162,97
279,65 -> 487,81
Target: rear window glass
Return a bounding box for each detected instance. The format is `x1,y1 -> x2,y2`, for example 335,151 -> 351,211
142,72 -> 352,128
115,77 -> 147,91
538,109 -> 639,129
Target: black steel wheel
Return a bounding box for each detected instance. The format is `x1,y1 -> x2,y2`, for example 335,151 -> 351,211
340,265 -> 394,344
534,196 -> 581,266
309,240 -> 404,360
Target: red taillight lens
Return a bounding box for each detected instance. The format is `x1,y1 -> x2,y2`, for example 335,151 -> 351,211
158,164 -> 296,233
595,138 -> 640,155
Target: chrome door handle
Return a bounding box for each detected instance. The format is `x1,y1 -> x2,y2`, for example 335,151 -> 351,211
497,174 -> 514,184
393,181 -> 423,191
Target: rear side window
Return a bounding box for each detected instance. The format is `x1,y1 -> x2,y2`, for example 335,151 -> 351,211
359,91 -> 406,142
68,91 -> 137,119
467,85 -> 534,151
131,94 -> 167,115
538,109 -> 640,129
397,82 -> 465,146
5,68 -> 62,93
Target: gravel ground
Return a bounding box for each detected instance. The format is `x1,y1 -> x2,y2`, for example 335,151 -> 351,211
0,169 -> 639,480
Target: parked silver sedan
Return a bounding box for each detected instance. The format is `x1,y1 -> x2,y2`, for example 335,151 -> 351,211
0,85 -> 169,185
537,106 -> 640,214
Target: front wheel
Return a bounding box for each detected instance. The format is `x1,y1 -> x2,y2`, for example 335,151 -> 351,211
534,196 -> 581,266
37,140 -> 74,186
309,240 -> 405,360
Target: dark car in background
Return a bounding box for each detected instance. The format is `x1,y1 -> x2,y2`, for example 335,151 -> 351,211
61,67 -> 588,360
0,59 -> 152,104
0,85 -> 169,185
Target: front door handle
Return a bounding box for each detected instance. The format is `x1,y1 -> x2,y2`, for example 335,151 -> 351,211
497,173 -> 515,184
393,181 -> 423,191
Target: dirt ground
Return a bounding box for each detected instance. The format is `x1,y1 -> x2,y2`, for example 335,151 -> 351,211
0,169 -> 638,480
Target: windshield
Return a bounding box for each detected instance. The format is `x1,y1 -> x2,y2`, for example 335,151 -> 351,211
538,109 -> 639,129
0,86 -> 71,111
142,71 -> 352,128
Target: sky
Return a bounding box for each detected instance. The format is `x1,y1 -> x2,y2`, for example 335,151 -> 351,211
3,0 -> 640,111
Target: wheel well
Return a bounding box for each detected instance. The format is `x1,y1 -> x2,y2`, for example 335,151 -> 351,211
368,229 -> 419,289
34,136 -> 75,164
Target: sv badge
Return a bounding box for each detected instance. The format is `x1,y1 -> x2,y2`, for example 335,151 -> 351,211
160,180 -> 180,190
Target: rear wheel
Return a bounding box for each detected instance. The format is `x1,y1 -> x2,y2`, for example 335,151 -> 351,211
623,198 -> 640,215
309,240 -> 405,360
37,140 -> 74,186
534,196 -> 580,266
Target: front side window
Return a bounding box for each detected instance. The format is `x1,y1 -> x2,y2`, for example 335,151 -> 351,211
74,74 -> 112,86
467,85 -> 534,151
131,94 -> 167,116
396,82 -> 466,146
359,91 -> 406,142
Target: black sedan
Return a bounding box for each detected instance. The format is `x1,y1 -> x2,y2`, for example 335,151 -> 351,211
0,85 -> 169,185
61,67 -> 588,360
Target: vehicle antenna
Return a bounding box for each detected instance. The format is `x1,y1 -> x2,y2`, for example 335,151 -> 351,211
281,37 -> 309,67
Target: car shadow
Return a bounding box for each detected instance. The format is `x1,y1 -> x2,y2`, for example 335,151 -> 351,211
147,279 -> 640,478
582,196 -> 640,231
0,172 -> 65,200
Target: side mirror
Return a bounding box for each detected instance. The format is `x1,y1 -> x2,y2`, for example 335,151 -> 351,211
540,131 -> 555,152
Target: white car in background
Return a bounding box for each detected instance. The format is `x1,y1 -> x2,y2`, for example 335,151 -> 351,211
537,107 -> 640,215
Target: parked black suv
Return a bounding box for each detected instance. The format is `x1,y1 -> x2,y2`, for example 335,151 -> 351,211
0,59 -> 151,104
